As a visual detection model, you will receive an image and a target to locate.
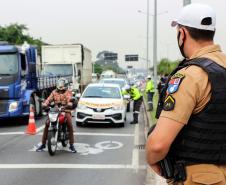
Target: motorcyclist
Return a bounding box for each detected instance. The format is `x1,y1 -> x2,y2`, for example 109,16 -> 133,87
36,78 -> 77,153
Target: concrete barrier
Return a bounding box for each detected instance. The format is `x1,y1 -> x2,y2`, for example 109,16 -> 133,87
143,99 -> 167,185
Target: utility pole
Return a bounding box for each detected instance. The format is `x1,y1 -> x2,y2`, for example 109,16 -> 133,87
153,0 -> 157,88
183,0 -> 191,6
146,0 -> 150,74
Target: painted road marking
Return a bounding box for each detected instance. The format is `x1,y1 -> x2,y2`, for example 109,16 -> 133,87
0,164 -> 146,170
30,141 -> 122,155
132,124 -> 140,172
0,132 -> 134,137
36,125 -> 45,133
0,125 -> 45,136
95,141 -> 123,150
30,142 -> 104,155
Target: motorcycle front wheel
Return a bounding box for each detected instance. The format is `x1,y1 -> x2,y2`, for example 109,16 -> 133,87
47,131 -> 57,156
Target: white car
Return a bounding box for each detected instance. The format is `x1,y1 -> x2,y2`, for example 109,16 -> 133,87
99,78 -> 131,112
99,78 -> 128,89
75,83 -> 127,127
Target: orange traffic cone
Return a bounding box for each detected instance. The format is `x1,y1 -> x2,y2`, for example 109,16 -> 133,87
26,106 -> 37,135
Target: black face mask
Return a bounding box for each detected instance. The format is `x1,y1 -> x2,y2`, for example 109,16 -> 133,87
177,30 -> 186,58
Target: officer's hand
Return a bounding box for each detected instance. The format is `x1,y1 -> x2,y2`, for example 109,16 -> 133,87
42,103 -> 48,108
150,164 -> 162,177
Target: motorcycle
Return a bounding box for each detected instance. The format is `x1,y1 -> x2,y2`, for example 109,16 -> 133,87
45,102 -> 69,156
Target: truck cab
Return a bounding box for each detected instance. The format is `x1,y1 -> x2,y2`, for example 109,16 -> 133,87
0,42 -> 39,119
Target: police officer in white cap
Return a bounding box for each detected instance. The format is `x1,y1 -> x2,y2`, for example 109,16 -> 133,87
146,3 -> 226,184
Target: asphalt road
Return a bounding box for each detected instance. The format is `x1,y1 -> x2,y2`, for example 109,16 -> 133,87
0,107 -> 147,185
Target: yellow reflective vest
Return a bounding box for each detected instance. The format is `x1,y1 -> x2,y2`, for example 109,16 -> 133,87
146,80 -> 155,93
130,86 -> 142,101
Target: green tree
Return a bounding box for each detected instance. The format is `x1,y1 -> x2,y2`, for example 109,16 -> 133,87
94,63 -> 103,74
157,58 -> 179,75
0,23 -> 45,54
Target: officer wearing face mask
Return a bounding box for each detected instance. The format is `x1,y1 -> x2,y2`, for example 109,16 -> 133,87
146,3 -> 226,185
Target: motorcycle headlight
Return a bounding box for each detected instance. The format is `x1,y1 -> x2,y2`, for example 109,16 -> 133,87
49,113 -> 58,122
9,102 -> 18,112
77,104 -> 88,110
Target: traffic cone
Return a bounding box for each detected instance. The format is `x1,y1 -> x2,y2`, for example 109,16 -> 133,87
26,106 -> 37,135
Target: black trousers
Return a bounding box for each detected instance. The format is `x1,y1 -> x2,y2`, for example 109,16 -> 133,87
133,97 -> 143,123
147,92 -> 154,111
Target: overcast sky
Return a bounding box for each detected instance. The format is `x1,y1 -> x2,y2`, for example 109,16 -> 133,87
1,0 -> 226,67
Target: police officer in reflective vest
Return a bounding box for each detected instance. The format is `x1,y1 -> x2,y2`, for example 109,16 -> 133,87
145,76 -> 155,111
124,85 -> 143,124
146,4 -> 226,184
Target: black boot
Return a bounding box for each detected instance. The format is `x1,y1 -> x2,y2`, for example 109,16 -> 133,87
130,113 -> 138,124
148,102 -> 153,111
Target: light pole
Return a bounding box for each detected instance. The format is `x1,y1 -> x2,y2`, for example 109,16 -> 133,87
146,0 -> 150,74
153,0 -> 157,89
138,9 -> 167,78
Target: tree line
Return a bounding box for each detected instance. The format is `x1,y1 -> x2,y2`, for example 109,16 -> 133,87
0,23 -> 45,54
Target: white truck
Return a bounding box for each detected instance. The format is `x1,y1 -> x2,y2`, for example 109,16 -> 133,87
100,70 -> 116,79
41,44 -> 92,92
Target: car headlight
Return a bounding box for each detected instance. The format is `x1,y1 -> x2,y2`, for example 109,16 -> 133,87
77,104 -> 88,110
112,106 -> 124,111
9,102 -> 18,112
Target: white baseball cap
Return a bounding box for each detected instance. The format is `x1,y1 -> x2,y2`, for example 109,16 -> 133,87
171,3 -> 216,31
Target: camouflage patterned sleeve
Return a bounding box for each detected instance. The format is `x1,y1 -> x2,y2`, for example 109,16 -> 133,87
45,91 -> 55,105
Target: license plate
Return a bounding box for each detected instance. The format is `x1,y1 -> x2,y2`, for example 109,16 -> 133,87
92,114 -> 105,120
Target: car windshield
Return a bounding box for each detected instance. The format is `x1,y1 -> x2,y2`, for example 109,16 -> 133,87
83,86 -> 121,99
43,64 -> 73,76
0,54 -> 18,75
101,80 -> 125,88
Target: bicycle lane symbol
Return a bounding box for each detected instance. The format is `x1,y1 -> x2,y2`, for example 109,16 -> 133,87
95,141 -> 123,150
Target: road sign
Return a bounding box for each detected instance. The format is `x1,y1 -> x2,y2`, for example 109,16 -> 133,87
125,55 -> 139,62
104,53 -> 118,60
183,0 -> 191,6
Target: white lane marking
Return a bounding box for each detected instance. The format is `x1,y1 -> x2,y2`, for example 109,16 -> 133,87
36,125 -> 45,133
132,124 -> 140,172
0,125 -> 45,136
75,132 -> 134,137
95,141 -> 123,150
0,132 -> 133,137
0,132 -> 25,135
0,164 -> 147,169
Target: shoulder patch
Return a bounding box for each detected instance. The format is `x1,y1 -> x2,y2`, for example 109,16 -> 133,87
167,73 -> 185,94
171,73 -> 185,79
163,95 -> 175,111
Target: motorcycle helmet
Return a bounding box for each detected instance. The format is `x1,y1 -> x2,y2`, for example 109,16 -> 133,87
57,78 -> 67,91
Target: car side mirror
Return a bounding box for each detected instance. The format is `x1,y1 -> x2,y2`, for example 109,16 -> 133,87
76,93 -> 81,99
123,94 -> 130,99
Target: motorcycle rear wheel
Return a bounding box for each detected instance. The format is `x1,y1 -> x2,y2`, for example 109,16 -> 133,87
47,131 -> 57,156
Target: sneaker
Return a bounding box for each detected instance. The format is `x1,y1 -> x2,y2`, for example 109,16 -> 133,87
69,144 -> 77,153
130,121 -> 138,124
36,144 -> 46,152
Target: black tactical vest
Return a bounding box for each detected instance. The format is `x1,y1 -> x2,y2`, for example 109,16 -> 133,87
158,57 -> 226,164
